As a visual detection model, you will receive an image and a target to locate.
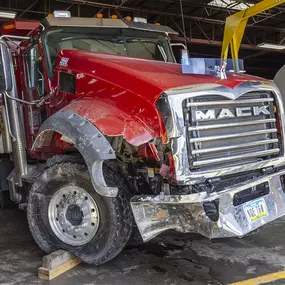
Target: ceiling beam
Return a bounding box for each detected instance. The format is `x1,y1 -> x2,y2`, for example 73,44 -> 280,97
172,35 -> 285,53
55,0 -> 285,32
0,6 -> 47,16
17,0 -> 40,18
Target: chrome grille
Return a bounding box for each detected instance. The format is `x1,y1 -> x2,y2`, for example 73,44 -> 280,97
184,91 -> 280,171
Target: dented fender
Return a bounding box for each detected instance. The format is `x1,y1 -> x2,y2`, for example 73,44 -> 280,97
32,110 -> 118,197
62,98 -> 165,146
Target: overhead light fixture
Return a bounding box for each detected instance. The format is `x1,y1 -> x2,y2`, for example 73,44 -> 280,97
258,43 -> 285,50
207,0 -> 253,11
0,11 -> 17,19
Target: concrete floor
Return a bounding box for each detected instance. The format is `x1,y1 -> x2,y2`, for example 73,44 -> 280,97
1,209 -> 285,285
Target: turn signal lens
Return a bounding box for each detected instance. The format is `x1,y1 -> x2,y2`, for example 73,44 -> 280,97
3,24 -> 14,30
274,106 -> 281,134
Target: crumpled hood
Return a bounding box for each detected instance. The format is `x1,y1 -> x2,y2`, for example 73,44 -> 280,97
57,50 -> 268,104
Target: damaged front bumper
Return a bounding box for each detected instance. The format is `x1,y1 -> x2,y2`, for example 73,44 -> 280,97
131,169 -> 285,242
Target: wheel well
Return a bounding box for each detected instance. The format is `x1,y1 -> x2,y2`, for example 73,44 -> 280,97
32,130 -> 75,154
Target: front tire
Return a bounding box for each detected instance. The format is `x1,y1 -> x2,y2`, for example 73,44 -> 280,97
27,161 -> 133,265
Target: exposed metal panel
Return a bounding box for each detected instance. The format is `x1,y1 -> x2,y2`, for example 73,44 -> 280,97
42,16 -> 178,35
44,17 -> 129,28
123,20 -> 178,35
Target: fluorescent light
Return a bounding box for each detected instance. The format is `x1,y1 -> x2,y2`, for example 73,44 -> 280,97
258,43 -> 285,50
0,11 -> 16,19
207,0 -> 253,11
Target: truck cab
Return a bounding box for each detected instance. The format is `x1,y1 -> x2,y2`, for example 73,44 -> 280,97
0,11 -> 285,265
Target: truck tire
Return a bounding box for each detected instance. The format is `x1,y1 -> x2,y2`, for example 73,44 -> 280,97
27,161 -> 133,265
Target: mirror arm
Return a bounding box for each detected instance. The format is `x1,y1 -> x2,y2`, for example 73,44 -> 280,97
0,35 -> 30,41
36,88 -> 55,107
4,88 -> 55,107
4,91 -> 38,105
2,92 -> 16,141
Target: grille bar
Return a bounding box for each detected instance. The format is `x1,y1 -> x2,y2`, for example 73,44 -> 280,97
186,98 -> 273,107
190,128 -> 277,143
188,118 -> 276,131
193,148 -> 280,167
192,139 -> 279,155
185,91 -> 279,171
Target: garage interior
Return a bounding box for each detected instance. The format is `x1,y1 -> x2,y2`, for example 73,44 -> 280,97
1,0 -> 285,78
1,0 -> 285,285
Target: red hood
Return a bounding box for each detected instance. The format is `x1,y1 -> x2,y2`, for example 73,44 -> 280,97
57,50 -> 268,103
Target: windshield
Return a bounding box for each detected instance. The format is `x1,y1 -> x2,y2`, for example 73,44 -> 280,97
44,27 -> 175,73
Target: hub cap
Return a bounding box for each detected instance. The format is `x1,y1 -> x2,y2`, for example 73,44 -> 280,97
48,186 -> 99,246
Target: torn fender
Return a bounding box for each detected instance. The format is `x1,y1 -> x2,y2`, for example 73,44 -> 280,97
32,110 -> 118,197
62,97 -> 166,146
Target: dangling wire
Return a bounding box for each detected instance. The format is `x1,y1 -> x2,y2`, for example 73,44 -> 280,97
179,0 -> 187,48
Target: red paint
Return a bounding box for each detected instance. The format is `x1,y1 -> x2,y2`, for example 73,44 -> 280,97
9,28 -> 270,159
1,20 -> 39,36
148,143 -> 160,161
57,50 -> 267,104
51,50 -> 267,146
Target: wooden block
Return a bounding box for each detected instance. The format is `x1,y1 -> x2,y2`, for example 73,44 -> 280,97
38,250 -> 82,280
42,250 -> 75,270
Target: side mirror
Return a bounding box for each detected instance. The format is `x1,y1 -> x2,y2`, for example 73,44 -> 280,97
0,41 -> 12,93
170,43 -> 188,64
170,43 -> 187,50
274,64 -> 285,101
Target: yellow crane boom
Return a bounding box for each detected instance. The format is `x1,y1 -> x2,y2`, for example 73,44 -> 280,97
221,0 -> 285,72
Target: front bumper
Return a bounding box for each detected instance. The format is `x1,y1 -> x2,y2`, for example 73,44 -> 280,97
131,169 -> 285,242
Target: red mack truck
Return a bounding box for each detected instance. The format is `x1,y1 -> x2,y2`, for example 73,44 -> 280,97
0,11 -> 284,265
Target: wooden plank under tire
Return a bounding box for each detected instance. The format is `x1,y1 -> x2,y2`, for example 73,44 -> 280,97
38,250 -> 82,280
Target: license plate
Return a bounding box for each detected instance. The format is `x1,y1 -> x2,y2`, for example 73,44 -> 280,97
243,198 -> 268,223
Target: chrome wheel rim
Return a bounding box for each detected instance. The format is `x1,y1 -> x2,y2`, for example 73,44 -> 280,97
48,186 -> 99,246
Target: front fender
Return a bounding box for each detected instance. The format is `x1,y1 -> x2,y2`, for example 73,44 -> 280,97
63,97 -> 165,146
32,110 -> 118,197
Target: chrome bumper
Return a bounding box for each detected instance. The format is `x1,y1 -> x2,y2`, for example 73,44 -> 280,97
131,169 -> 285,242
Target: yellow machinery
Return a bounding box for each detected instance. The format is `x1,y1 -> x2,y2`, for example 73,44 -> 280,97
221,0 -> 285,72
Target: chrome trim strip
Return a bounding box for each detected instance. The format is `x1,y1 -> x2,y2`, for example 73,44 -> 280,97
188,118 -> 276,131
193,148 -> 280,166
192,139 -> 279,155
186,98 -> 273,107
190,128 -> 277,143
164,80 -> 285,185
